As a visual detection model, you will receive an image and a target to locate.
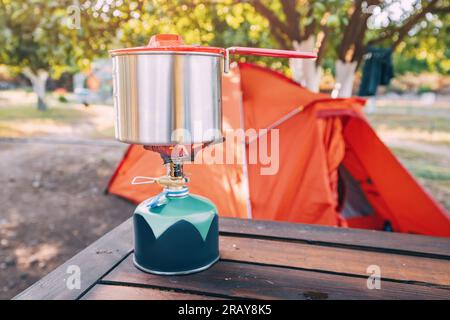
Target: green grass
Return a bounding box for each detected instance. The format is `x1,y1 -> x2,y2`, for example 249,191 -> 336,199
0,105 -> 89,137
368,108 -> 450,211
366,113 -> 450,132
390,147 -> 450,211
0,106 -> 87,123
391,147 -> 450,179
411,166 -> 450,181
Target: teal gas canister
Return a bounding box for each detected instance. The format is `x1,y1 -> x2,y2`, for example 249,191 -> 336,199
133,186 -> 219,275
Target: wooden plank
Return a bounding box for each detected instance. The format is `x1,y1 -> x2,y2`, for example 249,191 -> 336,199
14,219 -> 133,300
220,218 -> 450,258
81,284 -> 217,300
220,236 -> 450,287
101,255 -> 450,300
15,216 -> 450,300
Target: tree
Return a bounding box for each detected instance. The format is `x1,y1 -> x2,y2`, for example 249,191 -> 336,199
393,12 -> 449,75
0,0 -> 139,110
113,0 -> 448,96
213,0 -> 449,96
0,1 -> 75,110
2,0 -> 446,108
334,0 -> 449,97
246,0 -> 340,92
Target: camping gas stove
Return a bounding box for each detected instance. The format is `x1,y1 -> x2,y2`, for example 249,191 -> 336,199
110,34 -> 315,275
129,146 -> 220,274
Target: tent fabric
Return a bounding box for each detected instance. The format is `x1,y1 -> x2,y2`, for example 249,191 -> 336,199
107,62 -> 450,237
342,117 -> 450,236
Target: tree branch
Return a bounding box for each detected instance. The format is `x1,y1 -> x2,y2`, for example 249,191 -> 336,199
432,5 -> 450,14
271,28 -> 291,49
280,0 -> 301,41
368,0 -> 440,47
22,67 -> 37,82
303,6 -> 316,40
315,27 -> 330,66
250,0 -> 293,40
338,0 -> 384,62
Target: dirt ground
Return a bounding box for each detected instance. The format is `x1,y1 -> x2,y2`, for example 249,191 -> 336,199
0,141 -> 134,299
0,96 -> 136,299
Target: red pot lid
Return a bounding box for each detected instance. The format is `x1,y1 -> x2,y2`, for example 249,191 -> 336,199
109,34 -> 225,55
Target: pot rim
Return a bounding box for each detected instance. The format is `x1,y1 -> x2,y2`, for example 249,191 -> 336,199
110,50 -> 223,58
109,45 -> 225,56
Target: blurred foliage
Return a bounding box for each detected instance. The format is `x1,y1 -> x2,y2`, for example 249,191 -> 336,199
114,0 -> 289,71
393,10 -> 449,75
0,0 -> 448,78
0,0 -> 84,77
0,0 -> 140,77
100,0 -> 450,75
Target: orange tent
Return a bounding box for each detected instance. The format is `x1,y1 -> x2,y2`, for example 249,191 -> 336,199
107,63 -> 450,237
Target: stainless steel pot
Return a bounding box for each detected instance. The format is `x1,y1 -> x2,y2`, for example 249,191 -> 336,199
112,52 -> 222,145
110,34 -> 316,146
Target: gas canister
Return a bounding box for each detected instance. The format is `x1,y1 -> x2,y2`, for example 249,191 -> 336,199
133,187 -> 219,275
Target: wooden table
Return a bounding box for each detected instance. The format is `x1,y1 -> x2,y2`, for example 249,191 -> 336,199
15,218 -> 450,300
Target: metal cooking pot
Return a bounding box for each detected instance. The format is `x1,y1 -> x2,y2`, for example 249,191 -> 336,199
110,34 -> 316,146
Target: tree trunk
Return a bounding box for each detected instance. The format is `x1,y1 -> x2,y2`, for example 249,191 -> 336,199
22,68 -> 49,111
289,36 -> 321,92
333,60 -> 357,98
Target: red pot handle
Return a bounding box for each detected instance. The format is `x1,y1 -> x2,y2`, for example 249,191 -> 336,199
227,46 -> 317,59
224,46 -> 317,72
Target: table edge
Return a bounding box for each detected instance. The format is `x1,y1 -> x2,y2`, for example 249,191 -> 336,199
13,219 -> 133,300
14,217 -> 450,300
